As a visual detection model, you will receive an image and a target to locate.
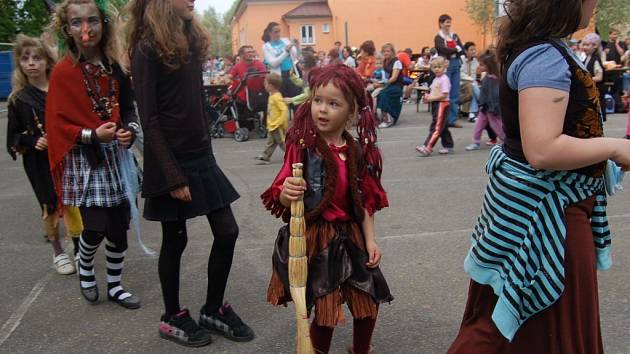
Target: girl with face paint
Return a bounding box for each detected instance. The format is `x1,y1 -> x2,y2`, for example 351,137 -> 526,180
45,0 -> 143,310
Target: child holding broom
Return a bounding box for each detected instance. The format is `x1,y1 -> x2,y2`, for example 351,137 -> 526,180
262,64 -> 393,354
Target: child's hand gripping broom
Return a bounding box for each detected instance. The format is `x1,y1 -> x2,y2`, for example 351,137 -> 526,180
289,163 -> 315,354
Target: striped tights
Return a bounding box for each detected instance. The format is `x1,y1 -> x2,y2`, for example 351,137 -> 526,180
78,230 -> 131,300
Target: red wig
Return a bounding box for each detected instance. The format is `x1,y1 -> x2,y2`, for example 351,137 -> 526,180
286,64 -> 383,183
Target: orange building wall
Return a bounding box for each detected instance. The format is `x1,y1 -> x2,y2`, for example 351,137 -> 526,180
231,0 -> 495,55
327,0 -> 488,53
230,1 -> 302,55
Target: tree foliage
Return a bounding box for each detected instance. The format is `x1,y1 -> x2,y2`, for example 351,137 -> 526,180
202,6 -> 232,57
465,0 -> 496,35
596,0 -> 630,39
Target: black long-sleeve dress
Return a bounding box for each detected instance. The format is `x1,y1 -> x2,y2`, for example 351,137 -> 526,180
6,85 -> 57,214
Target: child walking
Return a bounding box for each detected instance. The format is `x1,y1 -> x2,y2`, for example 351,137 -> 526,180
7,34 -> 83,275
465,51 -> 505,151
127,0 -> 254,347
255,73 -> 288,165
262,64 -> 393,354
46,0 -> 142,308
416,56 -> 454,156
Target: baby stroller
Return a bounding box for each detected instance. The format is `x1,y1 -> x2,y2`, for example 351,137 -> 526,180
206,69 -> 269,142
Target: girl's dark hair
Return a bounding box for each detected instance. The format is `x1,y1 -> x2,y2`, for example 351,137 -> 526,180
464,41 -> 476,51
438,14 -> 451,26
359,40 -> 375,56
478,51 -> 500,77
262,22 -> 280,42
497,0 -> 583,67
343,46 -> 353,57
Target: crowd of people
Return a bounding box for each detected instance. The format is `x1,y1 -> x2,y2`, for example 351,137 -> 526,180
4,0 -> 630,353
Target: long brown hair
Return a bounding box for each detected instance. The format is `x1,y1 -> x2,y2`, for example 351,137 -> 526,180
496,0 -> 582,67
50,0 -> 122,65
479,51 -> 500,78
8,34 -> 57,103
124,0 -> 210,70
381,43 -> 396,68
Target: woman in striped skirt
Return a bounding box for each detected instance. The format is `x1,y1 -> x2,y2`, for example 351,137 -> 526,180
447,0 -> 630,353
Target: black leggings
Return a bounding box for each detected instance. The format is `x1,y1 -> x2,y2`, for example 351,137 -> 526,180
158,206 -> 239,319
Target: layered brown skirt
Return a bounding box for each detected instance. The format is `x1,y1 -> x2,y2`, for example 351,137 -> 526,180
267,220 -> 393,327
447,197 -> 604,354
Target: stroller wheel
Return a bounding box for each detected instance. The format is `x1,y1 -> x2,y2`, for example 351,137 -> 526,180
234,127 -> 249,142
257,124 -> 267,139
213,126 -> 225,138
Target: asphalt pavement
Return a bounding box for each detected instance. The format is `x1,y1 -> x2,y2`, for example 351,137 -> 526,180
0,102 -> 628,354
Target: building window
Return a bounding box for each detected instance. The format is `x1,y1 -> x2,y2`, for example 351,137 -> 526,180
301,25 -> 315,45
322,24 -> 330,33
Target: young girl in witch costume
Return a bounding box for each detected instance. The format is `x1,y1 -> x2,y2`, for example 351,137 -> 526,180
447,0 -> 630,353
7,34 -> 84,275
46,0 -> 142,309
262,64 -> 393,354
126,0 -> 254,347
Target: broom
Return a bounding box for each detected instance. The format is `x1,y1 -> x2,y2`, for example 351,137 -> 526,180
289,163 -> 315,354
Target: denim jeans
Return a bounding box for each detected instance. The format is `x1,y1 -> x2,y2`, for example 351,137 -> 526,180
447,58 -> 462,125
469,83 -> 480,114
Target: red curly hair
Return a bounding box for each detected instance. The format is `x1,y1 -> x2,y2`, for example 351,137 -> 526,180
286,64 -> 383,183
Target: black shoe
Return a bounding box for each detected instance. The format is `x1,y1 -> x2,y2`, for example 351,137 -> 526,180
108,293 -> 141,310
159,309 -> 213,347
199,303 -> 255,342
80,285 -> 99,303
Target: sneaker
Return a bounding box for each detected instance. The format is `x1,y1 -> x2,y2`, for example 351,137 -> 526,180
449,122 -> 463,128
199,303 -> 255,342
486,139 -> 498,146
53,253 -> 76,275
465,143 -> 481,151
438,148 -> 454,155
255,159 -> 270,165
159,309 -> 213,347
415,145 -> 432,157
468,112 -> 478,121
378,121 -> 393,128
253,155 -> 265,161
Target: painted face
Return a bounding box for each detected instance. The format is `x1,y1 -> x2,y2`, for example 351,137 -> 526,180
171,0 -> 195,21
19,47 -> 47,81
440,19 -> 452,33
431,62 -> 445,76
67,3 -> 103,50
579,0 -> 597,30
311,83 -> 354,140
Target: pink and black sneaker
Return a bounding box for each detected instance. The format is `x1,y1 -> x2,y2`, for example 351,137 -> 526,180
159,309 -> 212,347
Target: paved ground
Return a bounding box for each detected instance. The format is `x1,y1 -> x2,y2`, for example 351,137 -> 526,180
0,102 -> 628,354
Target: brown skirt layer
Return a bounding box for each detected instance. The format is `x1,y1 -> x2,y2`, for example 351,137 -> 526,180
267,220 -> 393,327
447,196 -> 604,354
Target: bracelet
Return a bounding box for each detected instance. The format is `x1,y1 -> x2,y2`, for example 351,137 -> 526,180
80,129 -> 93,144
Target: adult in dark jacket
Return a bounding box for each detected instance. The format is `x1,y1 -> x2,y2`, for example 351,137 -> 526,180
434,14 -> 465,127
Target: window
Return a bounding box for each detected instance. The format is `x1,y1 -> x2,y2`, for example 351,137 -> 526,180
322,24 -> 330,33
301,25 -> 315,45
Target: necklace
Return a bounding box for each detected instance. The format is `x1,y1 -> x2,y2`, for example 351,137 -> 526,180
79,61 -> 118,121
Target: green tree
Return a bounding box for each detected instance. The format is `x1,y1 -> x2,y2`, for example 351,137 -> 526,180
0,0 -> 19,43
202,6 -> 232,57
464,0 -> 496,48
17,0 -> 51,37
596,0 -> 630,39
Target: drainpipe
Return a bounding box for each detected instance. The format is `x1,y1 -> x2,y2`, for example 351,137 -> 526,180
344,21 -> 348,47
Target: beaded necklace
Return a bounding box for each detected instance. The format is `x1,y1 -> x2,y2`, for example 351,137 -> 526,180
79,60 -> 118,121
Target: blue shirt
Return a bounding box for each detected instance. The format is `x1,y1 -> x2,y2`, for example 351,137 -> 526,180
269,40 -> 293,72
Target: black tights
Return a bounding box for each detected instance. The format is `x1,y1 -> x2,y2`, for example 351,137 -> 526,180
158,206 -> 239,319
